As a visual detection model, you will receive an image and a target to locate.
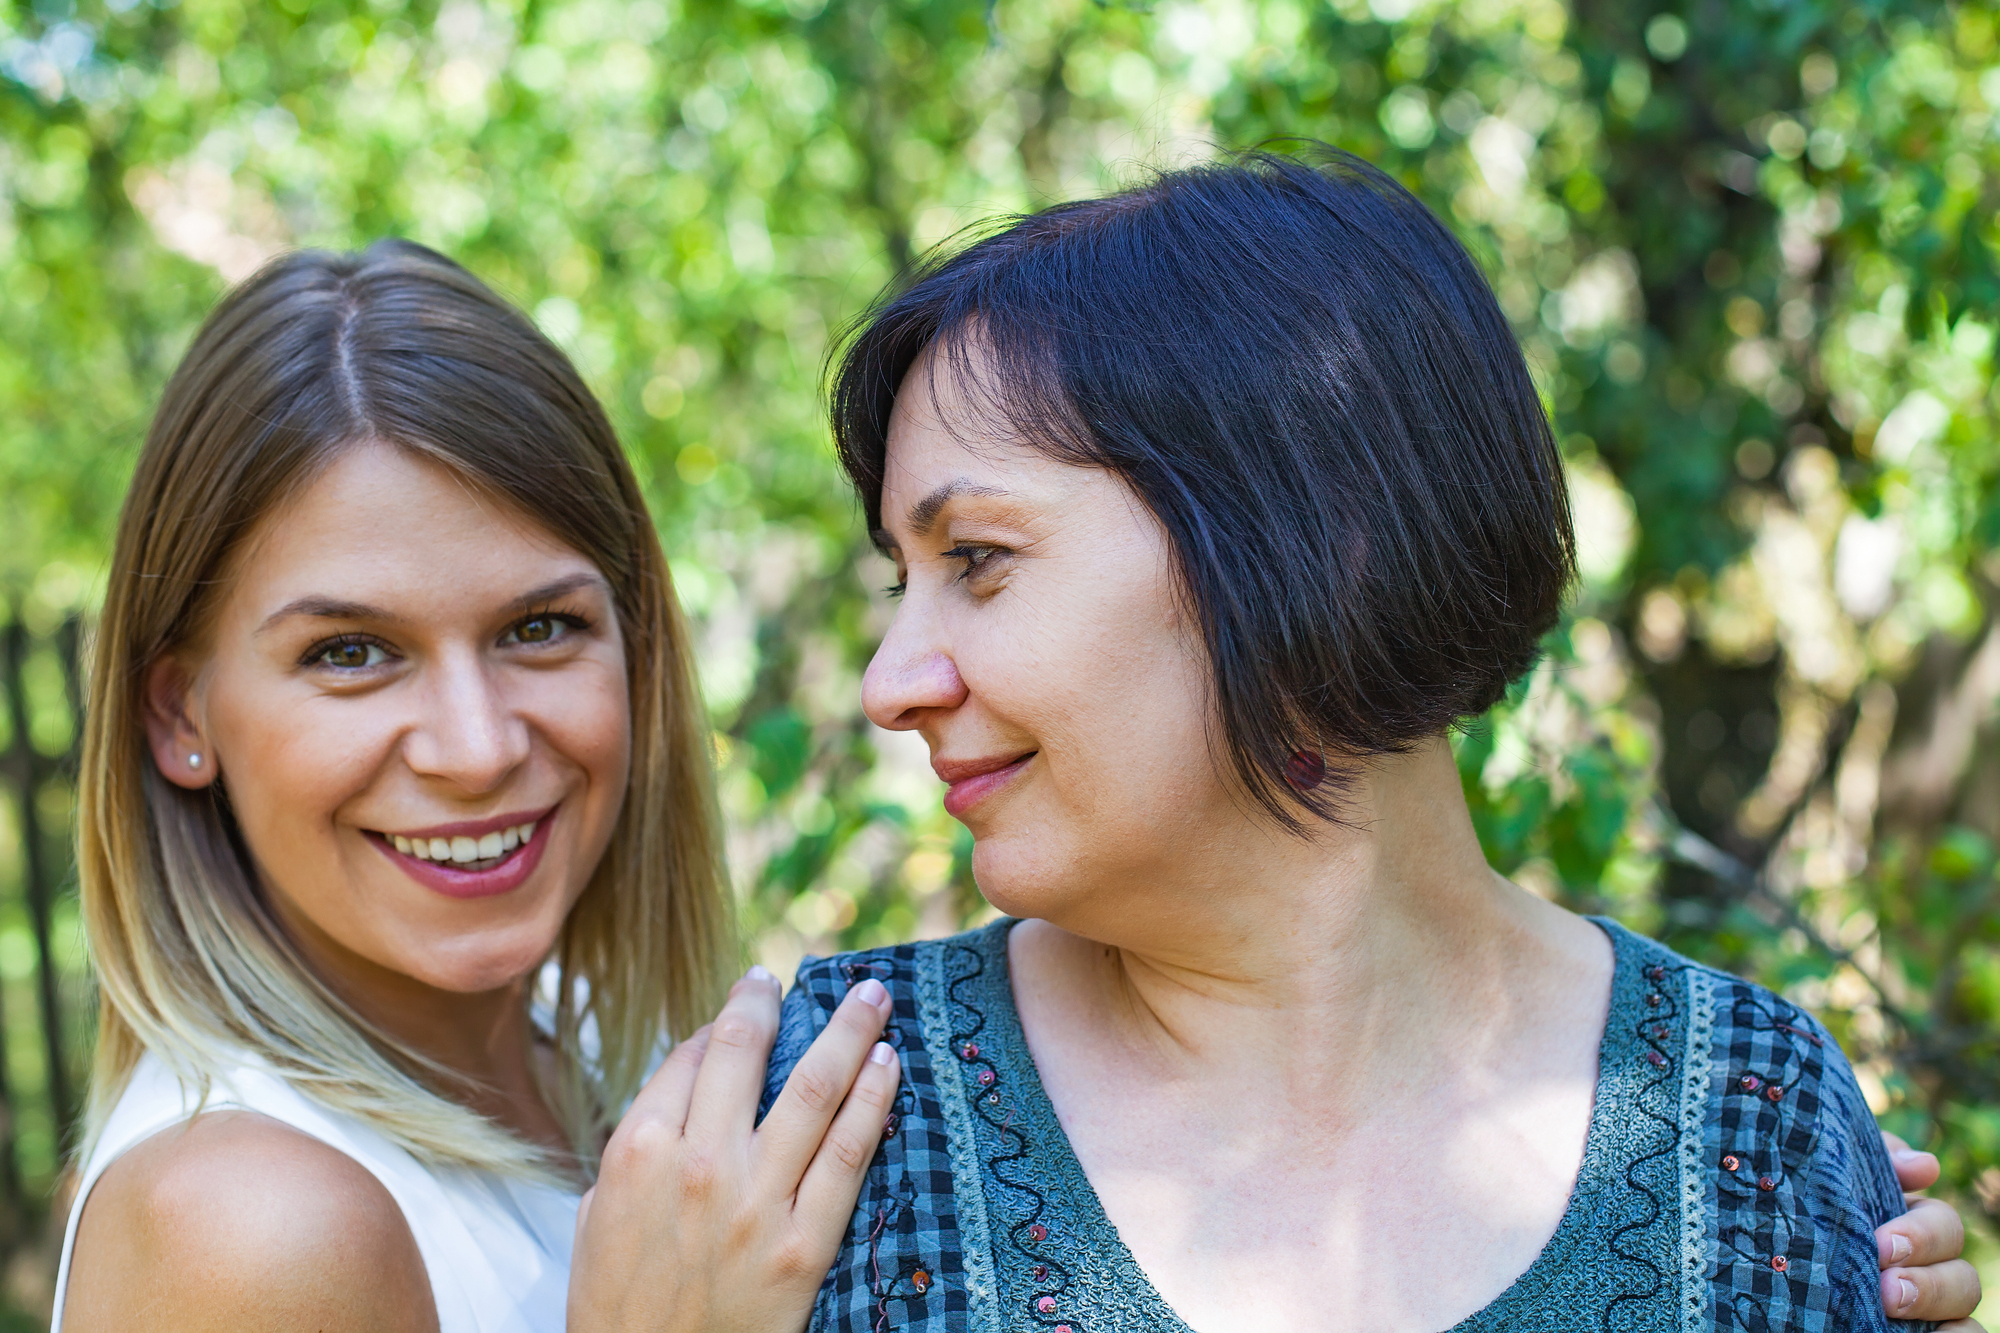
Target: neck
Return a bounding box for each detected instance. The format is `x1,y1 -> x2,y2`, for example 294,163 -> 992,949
264,895 -> 562,1150
1011,737 -> 1601,1102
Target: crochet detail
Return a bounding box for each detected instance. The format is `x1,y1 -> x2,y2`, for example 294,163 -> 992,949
773,921 -> 1922,1333
1679,966 -> 1719,1333
919,941 -> 1002,1333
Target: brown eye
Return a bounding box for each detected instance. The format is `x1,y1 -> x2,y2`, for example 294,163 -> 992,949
316,640 -> 387,669
516,617 -> 556,644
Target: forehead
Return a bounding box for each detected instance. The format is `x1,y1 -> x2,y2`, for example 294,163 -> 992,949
224,441 -> 595,612
880,345 -> 1040,503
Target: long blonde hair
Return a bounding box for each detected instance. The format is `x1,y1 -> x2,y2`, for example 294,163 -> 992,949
77,240 -> 733,1178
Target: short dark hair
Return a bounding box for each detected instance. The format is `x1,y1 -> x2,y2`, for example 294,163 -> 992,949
830,147 -> 1575,825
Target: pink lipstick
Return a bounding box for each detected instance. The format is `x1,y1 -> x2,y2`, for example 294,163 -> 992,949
367,806 -> 556,900
935,754 -> 1035,818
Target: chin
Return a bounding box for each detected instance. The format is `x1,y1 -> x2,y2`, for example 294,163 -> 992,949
407,928 -> 562,995
968,835 -> 1081,924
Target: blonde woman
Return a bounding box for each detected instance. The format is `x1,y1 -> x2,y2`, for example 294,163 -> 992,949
54,240 -> 900,1332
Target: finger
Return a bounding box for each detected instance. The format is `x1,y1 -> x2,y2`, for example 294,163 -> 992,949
1878,1196 -> 1965,1269
683,966 -> 785,1142
1882,1259 -> 1983,1323
1886,1138 -> 1942,1195
1935,1321 -> 1986,1333
754,978 -> 894,1190
622,1024 -> 713,1130
794,1040 -> 901,1229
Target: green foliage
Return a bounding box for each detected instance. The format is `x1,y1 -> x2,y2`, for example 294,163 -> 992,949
2,0 -> 1997,1318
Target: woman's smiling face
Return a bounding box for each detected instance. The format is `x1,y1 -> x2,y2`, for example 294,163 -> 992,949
147,440 -> 631,997
861,346 -> 1227,924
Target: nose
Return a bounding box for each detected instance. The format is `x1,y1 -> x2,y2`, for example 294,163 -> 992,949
862,602 -> 968,731
401,648 -> 531,793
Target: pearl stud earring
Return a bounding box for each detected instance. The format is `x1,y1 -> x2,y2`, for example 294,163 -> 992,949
188,752 -> 203,770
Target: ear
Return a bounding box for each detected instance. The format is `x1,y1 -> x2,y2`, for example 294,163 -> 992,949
143,656 -> 217,790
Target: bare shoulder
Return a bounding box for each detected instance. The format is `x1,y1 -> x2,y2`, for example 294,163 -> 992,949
62,1110 -> 437,1333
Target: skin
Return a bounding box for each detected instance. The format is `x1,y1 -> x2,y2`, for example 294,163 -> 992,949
864,345 -> 1985,1332
65,441 -> 902,1332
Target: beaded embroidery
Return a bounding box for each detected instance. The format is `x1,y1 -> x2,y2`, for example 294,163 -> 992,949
772,920 -> 1925,1332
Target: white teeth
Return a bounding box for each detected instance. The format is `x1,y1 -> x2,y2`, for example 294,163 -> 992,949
388,820 -> 540,865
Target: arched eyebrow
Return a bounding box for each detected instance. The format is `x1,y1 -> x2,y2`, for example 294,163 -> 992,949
875,479 -> 1011,554
255,572 -> 609,634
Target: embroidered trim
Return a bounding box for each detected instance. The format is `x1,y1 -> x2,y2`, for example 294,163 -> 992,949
921,941 -> 1003,1333
944,933 -> 1089,1332
1679,966 -> 1717,1333
1701,977 -> 1922,1331
1604,941 -> 1682,1330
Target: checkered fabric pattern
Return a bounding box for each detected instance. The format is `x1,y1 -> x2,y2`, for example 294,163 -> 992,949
760,927 -> 1928,1333
764,946 -> 968,1333
1701,973 -> 1929,1333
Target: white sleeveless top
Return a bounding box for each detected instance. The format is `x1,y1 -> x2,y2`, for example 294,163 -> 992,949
52,1050 -> 581,1332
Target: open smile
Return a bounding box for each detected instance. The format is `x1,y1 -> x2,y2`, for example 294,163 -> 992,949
365,805 -> 557,900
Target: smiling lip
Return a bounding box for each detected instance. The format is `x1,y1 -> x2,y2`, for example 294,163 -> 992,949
935,753 -> 1035,819
368,805 -> 557,901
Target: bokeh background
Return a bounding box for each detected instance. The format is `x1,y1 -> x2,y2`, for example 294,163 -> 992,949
1,0 -> 1996,1321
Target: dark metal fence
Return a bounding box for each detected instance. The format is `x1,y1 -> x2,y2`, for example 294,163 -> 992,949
0,599 -> 87,1273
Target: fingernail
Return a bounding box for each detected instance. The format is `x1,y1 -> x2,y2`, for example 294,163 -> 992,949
1890,1234 -> 1911,1265
746,964 -> 776,986
1897,1277 -> 1916,1311
854,978 -> 889,1009
869,1041 -> 896,1065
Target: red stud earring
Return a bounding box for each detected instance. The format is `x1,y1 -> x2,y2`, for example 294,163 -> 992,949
1284,750 -> 1326,791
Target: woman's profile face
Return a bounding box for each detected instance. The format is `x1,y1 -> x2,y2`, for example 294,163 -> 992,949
147,441 -> 632,998
861,347 -> 1232,926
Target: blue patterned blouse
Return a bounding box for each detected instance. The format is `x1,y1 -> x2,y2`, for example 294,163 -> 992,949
764,918 -> 1925,1333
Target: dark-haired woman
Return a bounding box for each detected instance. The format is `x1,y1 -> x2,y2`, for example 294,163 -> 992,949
764,152 -> 1986,1332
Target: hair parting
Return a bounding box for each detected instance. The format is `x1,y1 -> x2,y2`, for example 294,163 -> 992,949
79,239 -> 732,1181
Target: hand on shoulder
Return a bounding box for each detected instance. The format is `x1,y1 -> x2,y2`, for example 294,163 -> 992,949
62,1110 -> 436,1333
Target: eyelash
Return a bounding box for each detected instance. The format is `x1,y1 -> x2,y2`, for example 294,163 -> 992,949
298,610 -> 594,670
883,546 -> 1002,600
506,608 -> 593,646
944,545 -> 1003,582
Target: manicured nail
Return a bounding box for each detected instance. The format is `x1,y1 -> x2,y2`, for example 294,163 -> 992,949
1889,1234 -> 1911,1265
746,964 -> 776,987
1896,1277 -> 1917,1311
869,1041 -> 896,1065
854,978 -> 889,1009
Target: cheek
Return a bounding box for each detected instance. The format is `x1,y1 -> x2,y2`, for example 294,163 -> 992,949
965,580 -> 1214,808
208,675 -> 396,850
533,660 -> 632,819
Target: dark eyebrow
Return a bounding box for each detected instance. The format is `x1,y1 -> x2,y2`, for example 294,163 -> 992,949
257,595 -> 396,634
502,573 -> 610,616
256,572 -> 610,635
906,478 -> 1009,537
